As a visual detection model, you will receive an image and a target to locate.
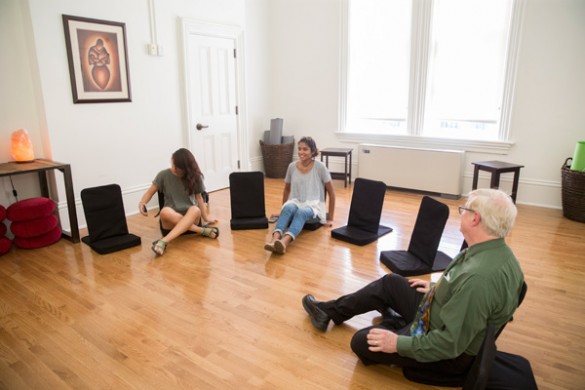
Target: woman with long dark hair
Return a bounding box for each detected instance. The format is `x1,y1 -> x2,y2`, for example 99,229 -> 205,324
139,148 -> 218,256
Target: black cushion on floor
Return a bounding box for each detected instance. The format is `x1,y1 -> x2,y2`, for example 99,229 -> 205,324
81,184 -> 141,255
380,196 -> 451,276
303,216 -> 322,231
331,178 -> 392,246
486,351 -> 537,390
381,250 -> 453,277
229,171 -> 268,230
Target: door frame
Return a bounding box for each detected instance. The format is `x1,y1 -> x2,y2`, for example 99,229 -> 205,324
180,18 -> 249,174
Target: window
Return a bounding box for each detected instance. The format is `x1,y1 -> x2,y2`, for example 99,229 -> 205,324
342,0 -> 522,147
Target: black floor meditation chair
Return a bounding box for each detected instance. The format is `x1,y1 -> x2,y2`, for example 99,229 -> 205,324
380,195 -> 452,276
403,282 -> 536,389
331,178 -> 392,246
229,171 -> 268,230
81,184 -> 141,254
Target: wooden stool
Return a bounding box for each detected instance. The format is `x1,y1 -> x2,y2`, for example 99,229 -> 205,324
472,161 -> 524,203
320,148 -> 353,187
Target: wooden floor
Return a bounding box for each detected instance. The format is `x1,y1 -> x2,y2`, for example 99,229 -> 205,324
1,178 -> 584,389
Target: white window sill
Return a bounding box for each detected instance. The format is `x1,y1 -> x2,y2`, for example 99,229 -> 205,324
335,132 -> 514,155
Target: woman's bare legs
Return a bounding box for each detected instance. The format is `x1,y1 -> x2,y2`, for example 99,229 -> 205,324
160,206 -> 217,242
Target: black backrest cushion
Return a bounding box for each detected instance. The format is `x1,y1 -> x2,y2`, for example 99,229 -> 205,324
408,196 -> 449,265
230,171 -> 266,219
347,178 -> 387,233
81,184 -> 129,242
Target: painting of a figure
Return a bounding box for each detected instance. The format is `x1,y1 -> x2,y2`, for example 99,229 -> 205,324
63,15 -> 131,103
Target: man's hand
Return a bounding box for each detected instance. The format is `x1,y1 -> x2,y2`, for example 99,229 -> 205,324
367,328 -> 398,353
409,279 -> 430,294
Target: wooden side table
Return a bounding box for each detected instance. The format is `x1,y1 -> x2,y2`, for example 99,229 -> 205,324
471,161 -> 524,203
320,148 -> 353,187
0,159 -> 80,243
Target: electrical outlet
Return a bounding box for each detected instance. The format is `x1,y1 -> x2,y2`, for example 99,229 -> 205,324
147,43 -> 158,56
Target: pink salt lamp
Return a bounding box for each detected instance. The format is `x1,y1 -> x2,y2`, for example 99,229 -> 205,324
10,129 -> 35,162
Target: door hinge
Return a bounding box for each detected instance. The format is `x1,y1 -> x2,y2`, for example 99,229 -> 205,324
237,160 -> 240,169
234,49 -> 237,58
235,106 -> 238,115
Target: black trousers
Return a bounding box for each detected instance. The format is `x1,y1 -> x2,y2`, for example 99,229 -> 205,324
319,273 -> 474,375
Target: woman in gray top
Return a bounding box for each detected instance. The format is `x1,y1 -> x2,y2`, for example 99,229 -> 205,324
139,148 -> 218,256
264,137 -> 336,254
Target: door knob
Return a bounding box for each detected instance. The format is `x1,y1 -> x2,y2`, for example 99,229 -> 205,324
196,123 -> 209,131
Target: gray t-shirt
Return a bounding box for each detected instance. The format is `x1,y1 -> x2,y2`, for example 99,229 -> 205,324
153,168 -> 205,214
283,160 -> 331,221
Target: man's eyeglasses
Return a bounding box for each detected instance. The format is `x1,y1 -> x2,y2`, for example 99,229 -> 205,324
458,206 -> 475,215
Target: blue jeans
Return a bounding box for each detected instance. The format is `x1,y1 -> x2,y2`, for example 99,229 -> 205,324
274,203 -> 315,240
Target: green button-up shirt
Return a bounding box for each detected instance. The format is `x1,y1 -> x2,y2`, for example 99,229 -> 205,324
396,238 -> 524,362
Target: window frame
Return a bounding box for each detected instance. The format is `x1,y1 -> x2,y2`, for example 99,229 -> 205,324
338,0 -> 525,155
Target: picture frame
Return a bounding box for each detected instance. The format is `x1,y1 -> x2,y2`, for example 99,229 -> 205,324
62,15 -> 132,103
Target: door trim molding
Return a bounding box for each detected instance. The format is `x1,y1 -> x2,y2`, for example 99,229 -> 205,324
180,18 -> 249,171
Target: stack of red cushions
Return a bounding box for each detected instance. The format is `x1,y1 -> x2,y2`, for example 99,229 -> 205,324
0,205 -> 10,255
7,197 -> 61,249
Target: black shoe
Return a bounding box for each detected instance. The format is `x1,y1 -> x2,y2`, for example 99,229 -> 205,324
302,294 -> 331,332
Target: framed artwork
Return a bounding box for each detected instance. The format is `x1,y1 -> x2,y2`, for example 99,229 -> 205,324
62,15 -> 132,103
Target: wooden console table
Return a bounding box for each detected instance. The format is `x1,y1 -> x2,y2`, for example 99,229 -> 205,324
0,159 -> 80,243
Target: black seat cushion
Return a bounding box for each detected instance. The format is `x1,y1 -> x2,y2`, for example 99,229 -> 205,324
485,351 -> 537,390
229,171 -> 268,230
303,216 -> 322,231
331,178 -> 392,246
380,196 -> 450,276
81,234 -> 141,255
81,184 -> 141,254
380,250 -> 453,277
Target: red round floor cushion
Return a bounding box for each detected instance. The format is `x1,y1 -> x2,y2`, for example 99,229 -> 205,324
10,215 -> 59,238
0,222 -> 6,237
0,204 -> 6,221
0,237 -> 11,255
7,197 -> 55,222
13,225 -> 61,249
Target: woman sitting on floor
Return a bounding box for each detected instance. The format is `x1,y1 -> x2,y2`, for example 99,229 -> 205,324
264,136 -> 336,254
139,148 -> 218,256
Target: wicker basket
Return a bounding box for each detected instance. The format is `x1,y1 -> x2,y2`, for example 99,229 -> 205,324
260,140 -> 294,178
561,157 -> 585,223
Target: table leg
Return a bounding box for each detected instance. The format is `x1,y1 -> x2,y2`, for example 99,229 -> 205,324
349,151 -> 352,185
38,171 -> 50,198
472,166 -> 480,190
491,172 -> 500,190
511,169 -> 520,203
60,165 -> 80,243
343,155 -> 348,187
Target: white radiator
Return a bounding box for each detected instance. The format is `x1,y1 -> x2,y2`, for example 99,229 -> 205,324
358,144 -> 465,198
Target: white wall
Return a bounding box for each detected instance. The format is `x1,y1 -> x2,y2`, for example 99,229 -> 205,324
0,0 -> 246,231
1,0 -> 584,235
247,0 -> 585,208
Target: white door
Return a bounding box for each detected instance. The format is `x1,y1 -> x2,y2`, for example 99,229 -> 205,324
185,33 -> 239,191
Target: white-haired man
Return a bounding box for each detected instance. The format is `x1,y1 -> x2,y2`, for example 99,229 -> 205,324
302,189 -> 524,380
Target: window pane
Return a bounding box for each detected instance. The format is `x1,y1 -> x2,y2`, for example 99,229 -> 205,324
423,0 -> 513,140
346,0 -> 412,134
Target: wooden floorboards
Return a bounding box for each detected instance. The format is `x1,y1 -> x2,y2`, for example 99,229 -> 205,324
0,177 -> 584,389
